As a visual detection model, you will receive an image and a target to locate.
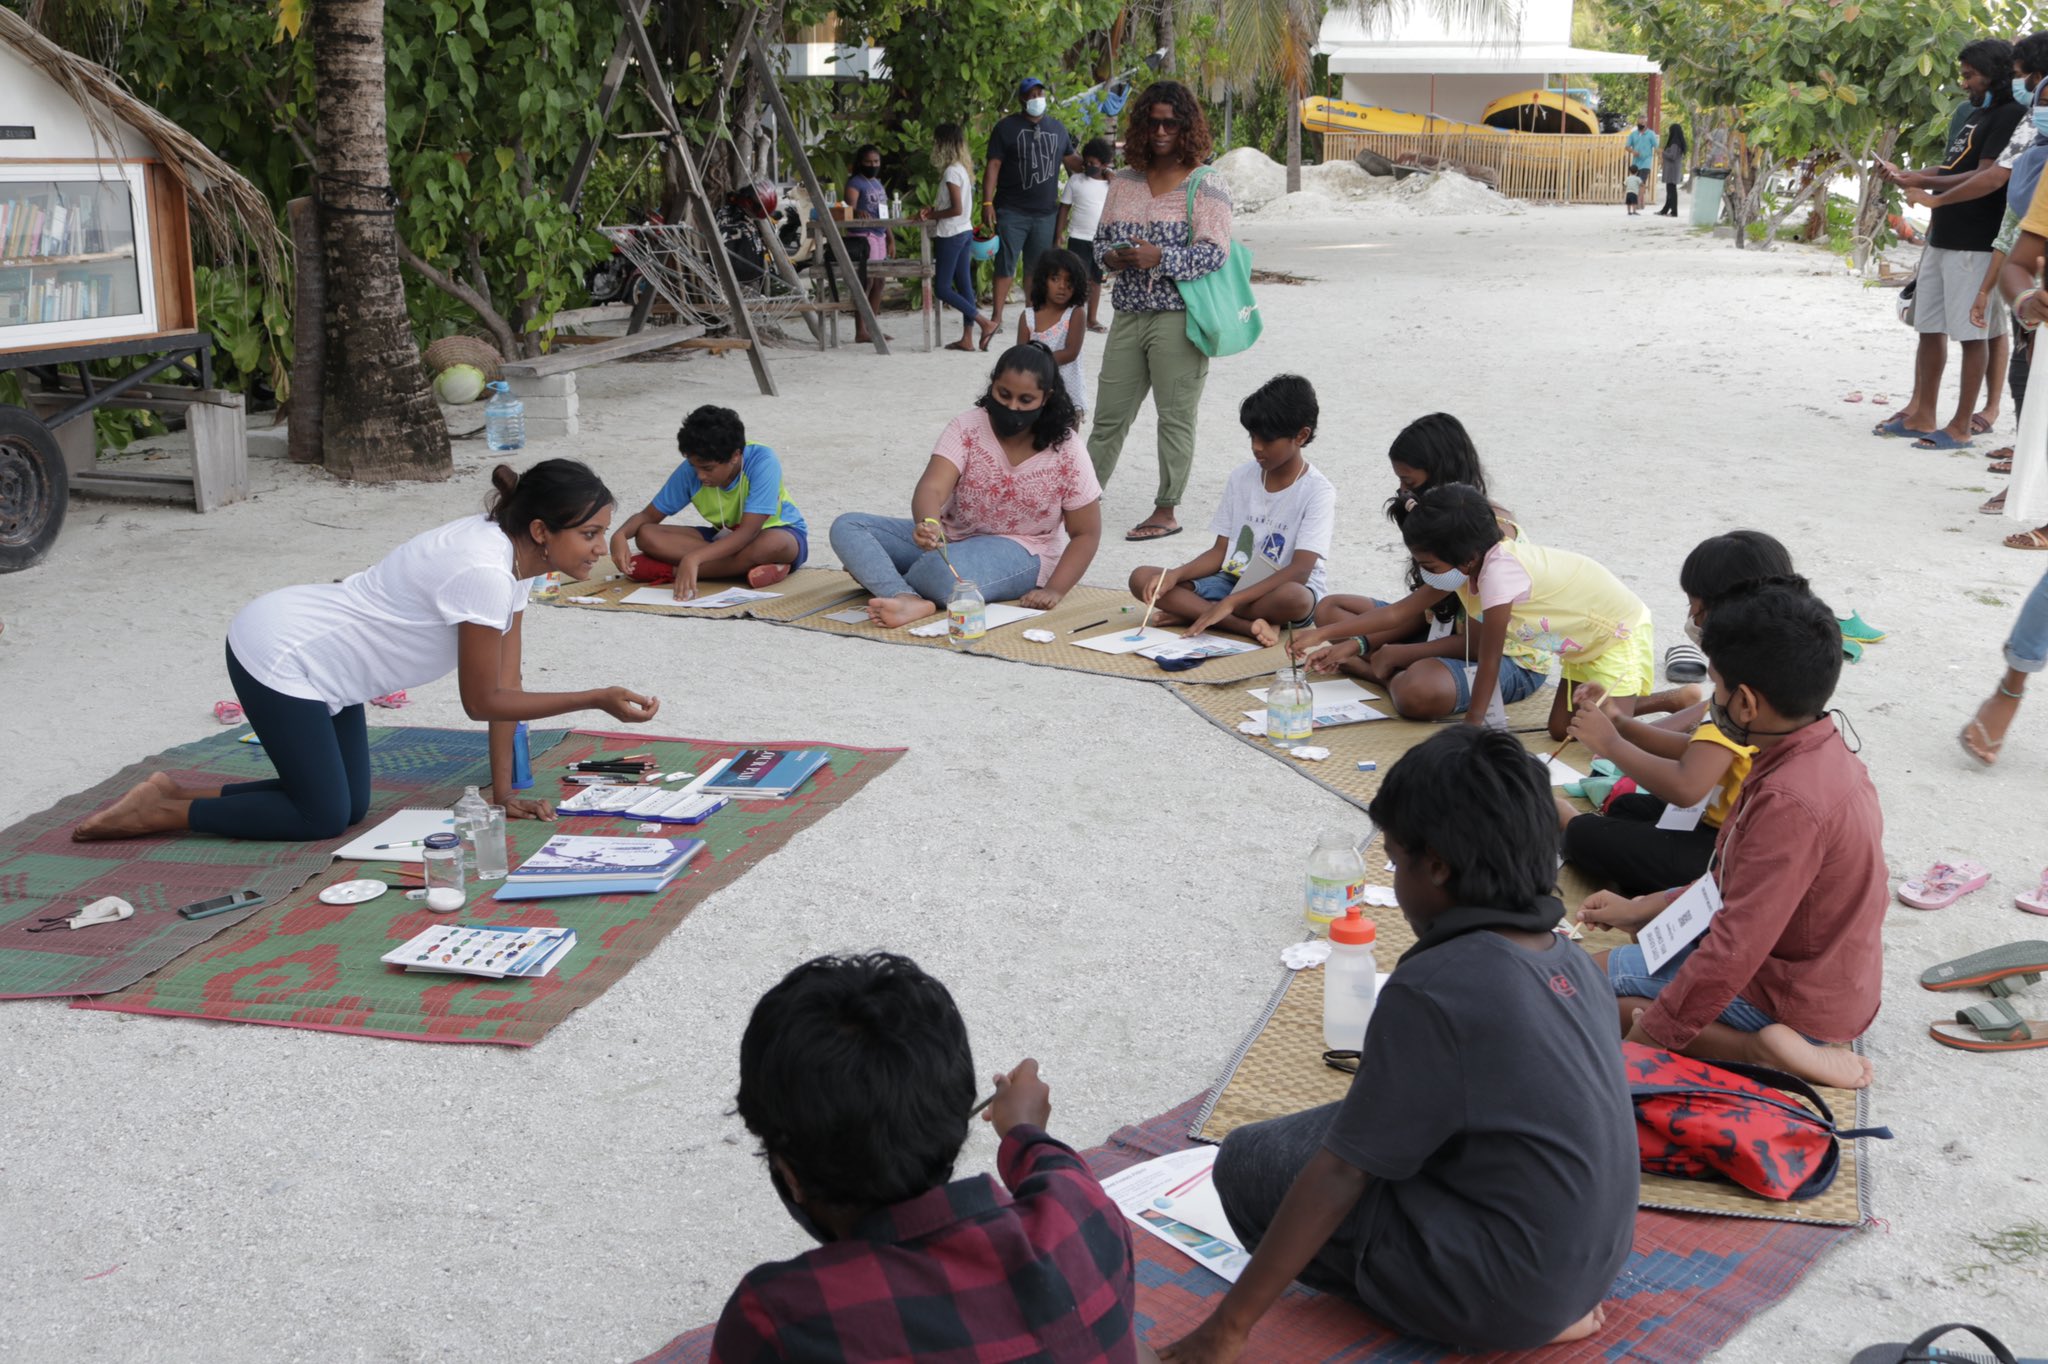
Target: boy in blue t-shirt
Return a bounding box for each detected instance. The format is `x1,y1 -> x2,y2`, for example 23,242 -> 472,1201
609,405 -> 810,599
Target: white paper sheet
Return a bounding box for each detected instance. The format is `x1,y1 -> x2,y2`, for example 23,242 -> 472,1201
1073,626 -> 1181,655
1638,874 -> 1724,972
1100,1146 -> 1250,1283
620,586 -> 780,610
1247,678 -> 1382,705
822,608 -> 871,624
1540,754 -> 1587,786
1241,700 -> 1388,729
1139,633 -> 1260,660
1655,790 -> 1712,831
333,808 -> 460,863
906,603 -> 1045,637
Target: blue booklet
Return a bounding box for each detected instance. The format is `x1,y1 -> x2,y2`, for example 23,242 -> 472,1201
509,834 -> 701,882
704,748 -> 829,798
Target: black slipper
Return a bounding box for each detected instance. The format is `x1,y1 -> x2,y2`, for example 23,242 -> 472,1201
1850,1322 -> 2024,1364
1124,523 -> 1183,543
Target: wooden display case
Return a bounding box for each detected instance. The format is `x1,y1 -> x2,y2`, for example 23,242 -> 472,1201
0,159 -> 195,355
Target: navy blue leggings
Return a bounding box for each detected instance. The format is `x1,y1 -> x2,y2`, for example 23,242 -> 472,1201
189,643 -> 372,841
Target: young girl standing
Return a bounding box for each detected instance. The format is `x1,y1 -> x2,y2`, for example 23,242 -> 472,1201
1017,247 -> 1091,417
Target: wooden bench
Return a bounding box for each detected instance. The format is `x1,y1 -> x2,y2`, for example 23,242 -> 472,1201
499,323 -> 708,380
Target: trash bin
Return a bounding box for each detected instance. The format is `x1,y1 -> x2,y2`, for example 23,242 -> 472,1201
1690,168 -> 1729,228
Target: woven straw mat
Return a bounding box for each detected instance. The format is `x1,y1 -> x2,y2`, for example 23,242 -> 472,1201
543,564 -> 859,622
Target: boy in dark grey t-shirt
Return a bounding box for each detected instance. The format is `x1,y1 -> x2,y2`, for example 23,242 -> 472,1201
1156,729 -> 1638,1360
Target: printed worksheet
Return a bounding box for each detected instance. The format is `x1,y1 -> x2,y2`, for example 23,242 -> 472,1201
1100,1145 -> 1250,1283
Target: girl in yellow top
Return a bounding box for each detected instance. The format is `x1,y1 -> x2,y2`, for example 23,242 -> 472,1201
1551,530 -> 1797,894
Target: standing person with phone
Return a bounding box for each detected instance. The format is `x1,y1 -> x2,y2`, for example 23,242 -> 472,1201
1087,81 -> 1235,543
73,461 -> 661,844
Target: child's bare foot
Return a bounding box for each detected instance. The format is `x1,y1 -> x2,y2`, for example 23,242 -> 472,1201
1753,1024 -> 1873,1089
73,779 -> 188,841
1250,620 -> 1281,648
1547,1302 -> 1605,1344
866,594 -> 938,628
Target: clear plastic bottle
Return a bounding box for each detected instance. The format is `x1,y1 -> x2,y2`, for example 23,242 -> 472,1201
1322,906 -> 1379,1050
947,578 -> 985,647
1266,666 -> 1313,748
1303,830 -> 1367,932
452,785 -> 491,875
484,380 -> 525,452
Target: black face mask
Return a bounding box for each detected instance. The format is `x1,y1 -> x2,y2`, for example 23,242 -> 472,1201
859,165 -> 881,178
986,401 -> 1037,439
769,1163 -> 835,1244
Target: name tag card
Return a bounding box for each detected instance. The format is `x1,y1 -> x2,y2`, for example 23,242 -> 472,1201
1638,874 -> 1723,973
1655,790 -> 1711,832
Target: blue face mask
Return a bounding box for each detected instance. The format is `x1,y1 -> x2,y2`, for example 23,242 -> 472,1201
1976,89 -> 1993,109
2034,104 -> 2048,136
1418,563 -> 1468,591
2016,77 -> 2033,102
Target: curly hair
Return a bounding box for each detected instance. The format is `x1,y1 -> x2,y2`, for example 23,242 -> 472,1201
1122,80 -> 1212,170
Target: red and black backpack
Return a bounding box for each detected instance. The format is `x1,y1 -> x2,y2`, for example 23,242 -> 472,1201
1623,1041 -> 1892,1201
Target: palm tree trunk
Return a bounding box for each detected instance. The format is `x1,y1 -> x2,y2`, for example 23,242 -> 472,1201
311,0 -> 449,482
1158,0 -> 1176,71
1286,84 -> 1303,194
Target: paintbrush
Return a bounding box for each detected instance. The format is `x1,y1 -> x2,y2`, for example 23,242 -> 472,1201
921,517 -> 963,584
1130,568 -> 1167,640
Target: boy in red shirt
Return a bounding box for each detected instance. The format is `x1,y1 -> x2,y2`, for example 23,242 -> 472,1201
1581,579 -> 1886,1090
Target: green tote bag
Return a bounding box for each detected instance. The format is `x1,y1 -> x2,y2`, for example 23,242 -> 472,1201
1175,167 -> 1262,358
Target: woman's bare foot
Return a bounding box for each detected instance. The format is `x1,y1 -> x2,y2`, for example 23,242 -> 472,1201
866,594 -> 939,628
1752,1024 -> 1873,1090
1961,684 -> 2024,765
72,779 -> 191,841
1547,1302 -> 1606,1344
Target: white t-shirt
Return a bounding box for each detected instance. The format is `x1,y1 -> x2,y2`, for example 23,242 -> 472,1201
1207,460 -> 1336,596
1061,173 -> 1108,240
935,164 -> 974,238
227,515 -> 533,714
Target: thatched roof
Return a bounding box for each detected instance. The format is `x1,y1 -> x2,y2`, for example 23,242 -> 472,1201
0,6 -> 285,287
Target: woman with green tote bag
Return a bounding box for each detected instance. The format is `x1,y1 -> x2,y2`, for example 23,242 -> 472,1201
1088,81 -> 1242,542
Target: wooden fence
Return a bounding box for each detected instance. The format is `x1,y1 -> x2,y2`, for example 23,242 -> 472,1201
1322,129 -> 1635,204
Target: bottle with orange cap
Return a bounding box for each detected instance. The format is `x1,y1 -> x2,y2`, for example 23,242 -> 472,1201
1323,905 -> 1379,1051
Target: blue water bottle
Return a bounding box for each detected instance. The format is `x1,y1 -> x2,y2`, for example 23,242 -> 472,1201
512,721 -> 533,791
484,380 -> 525,452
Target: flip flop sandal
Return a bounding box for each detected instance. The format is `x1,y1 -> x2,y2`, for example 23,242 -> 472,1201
2018,870 -> 2048,916
1839,610 -> 1887,643
1971,413 -> 1996,434
1912,431 -> 1974,451
1919,940 -> 2048,994
2006,529 -> 2048,550
1960,716 -> 2004,766
1873,415 -> 1920,437
1990,459 -> 2014,475
369,691 -> 409,709
1662,641 -> 1708,682
1843,391 -> 1865,403
1123,523 -> 1184,542
212,701 -> 244,725
1987,445 -> 2014,467
1898,860 -> 1993,910
1931,998 -> 2048,1051
1843,636 -> 1865,663
1850,1321 -> 2021,1364
1982,491 -> 2009,514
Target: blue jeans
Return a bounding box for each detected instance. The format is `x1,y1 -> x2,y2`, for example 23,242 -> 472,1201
1436,654 -> 1548,710
2006,564 -> 2048,672
993,208 -> 1055,280
1190,571 -> 1318,627
932,231 -> 979,326
1607,941 -> 1777,1033
828,513 -> 1040,605
189,643 -> 372,841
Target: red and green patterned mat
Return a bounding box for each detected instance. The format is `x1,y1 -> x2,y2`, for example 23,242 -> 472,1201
0,726 -> 569,999
55,729 -> 901,1045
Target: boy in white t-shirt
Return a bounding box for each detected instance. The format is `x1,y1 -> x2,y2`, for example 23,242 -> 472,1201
1128,374 -> 1335,639
1056,138 -> 1114,333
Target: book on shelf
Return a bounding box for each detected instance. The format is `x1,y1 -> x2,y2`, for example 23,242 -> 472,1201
700,748 -> 830,799
381,923 -> 577,979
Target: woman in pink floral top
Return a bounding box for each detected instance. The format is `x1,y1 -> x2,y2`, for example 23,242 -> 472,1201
829,343 -> 1104,628
1087,81 -> 1234,544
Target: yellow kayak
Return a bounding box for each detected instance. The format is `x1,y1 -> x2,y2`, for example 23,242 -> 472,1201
1298,96 -> 1477,136
1481,89 -> 1598,135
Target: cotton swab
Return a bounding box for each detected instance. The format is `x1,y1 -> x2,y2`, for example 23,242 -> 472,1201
920,517 -> 963,584
1129,569 -> 1168,640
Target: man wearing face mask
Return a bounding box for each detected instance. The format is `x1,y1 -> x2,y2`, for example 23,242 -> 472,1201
983,77 -> 1084,340
706,953 -> 1148,1363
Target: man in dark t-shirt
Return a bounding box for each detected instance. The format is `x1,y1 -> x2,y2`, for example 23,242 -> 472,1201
1155,729 -> 1638,1357
1880,39 -> 2025,449
981,76 -> 1081,333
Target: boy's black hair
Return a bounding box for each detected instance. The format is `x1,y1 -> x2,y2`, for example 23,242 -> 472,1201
1961,38 -> 2015,87
677,405 -> 746,463
1082,136 -> 1116,163
1238,373 -> 1319,445
978,342 -> 1082,450
736,953 -> 976,1209
1700,577 -> 1842,720
1367,726 -> 1558,908
485,459 -> 614,537
1399,482 -> 1503,568
1384,412 -> 1485,527
1028,247 -> 1090,310
1678,529 -> 1796,605
2015,30 -> 2048,78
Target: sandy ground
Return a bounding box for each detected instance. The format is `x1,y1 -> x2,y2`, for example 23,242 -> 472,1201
4,197 -> 2048,1363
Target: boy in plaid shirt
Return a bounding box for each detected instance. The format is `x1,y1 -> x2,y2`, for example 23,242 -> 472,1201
709,953 -> 1146,1363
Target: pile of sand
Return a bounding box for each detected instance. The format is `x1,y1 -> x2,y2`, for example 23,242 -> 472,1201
1211,146 -> 1520,219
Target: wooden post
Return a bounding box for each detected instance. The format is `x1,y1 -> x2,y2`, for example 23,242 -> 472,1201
1647,72 -> 1664,133
563,11 -> 639,211
747,32 -> 890,355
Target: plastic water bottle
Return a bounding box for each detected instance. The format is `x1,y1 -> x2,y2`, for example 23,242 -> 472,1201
484,380 -> 525,452
1304,830 -> 1367,932
947,579 -> 985,647
1323,906 -> 1379,1050
889,191 -> 903,220
1266,666 -> 1313,748
511,722 -> 533,791
452,785 -> 491,873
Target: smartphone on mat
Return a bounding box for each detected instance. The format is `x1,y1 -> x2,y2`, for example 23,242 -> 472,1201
177,888 -> 266,920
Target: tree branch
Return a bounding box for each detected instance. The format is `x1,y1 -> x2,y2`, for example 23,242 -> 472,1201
398,239 -> 518,359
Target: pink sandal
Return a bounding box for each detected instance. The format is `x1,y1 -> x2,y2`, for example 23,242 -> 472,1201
369,691 -> 410,709
2019,869 -> 2048,917
1898,860 -> 1992,910
213,701 -> 243,725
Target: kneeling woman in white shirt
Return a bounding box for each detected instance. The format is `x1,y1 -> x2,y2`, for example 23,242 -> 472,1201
74,461 -> 659,842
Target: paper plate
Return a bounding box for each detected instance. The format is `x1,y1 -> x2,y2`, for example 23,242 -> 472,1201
319,878 -> 389,905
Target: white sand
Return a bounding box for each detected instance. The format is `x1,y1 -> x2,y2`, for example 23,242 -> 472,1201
5,201 -> 2048,1360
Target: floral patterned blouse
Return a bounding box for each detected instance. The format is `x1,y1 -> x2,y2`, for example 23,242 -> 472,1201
933,408 -> 1103,585
1092,167 -> 1233,313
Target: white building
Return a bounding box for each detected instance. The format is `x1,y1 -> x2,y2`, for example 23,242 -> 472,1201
1317,0 -> 1656,126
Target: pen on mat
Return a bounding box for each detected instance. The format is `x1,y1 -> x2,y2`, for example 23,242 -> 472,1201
1068,619 -> 1108,635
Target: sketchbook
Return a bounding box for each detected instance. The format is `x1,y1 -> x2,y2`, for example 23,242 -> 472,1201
620,585 -> 781,610
333,808 -> 461,863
